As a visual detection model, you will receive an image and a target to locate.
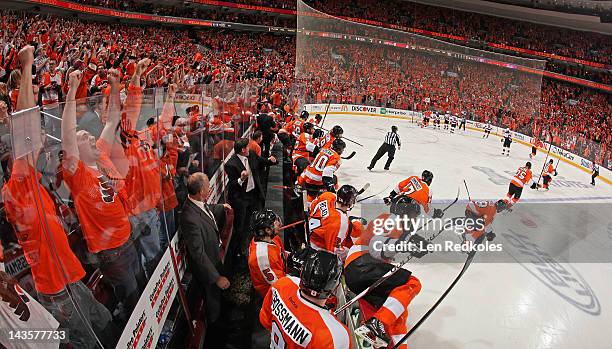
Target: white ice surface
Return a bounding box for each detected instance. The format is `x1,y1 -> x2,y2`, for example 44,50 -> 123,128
329,113 -> 612,349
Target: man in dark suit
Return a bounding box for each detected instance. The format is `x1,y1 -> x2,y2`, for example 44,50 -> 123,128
225,138 -> 277,261
178,172 -> 230,326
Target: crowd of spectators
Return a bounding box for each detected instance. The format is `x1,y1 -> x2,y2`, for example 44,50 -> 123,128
0,6 -> 609,348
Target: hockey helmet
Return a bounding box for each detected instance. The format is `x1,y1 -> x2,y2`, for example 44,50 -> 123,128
249,209 -> 280,238
549,159 -> 554,164
336,185 -> 358,209
331,125 -> 344,138
286,247 -> 316,277
315,113 -> 323,121
303,122 -> 315,133
390,195 -> 421,218
300,250 -> 343,299
525,162 -> 532,169
300,110 -> 309,120
421,170 -> 434,186
331,138 -> 346,154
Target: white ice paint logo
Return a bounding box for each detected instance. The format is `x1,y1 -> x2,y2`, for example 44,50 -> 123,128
271,289 -> 312,346
502,229 -> 601,315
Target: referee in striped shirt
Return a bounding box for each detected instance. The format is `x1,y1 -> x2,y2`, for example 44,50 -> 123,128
368,126 -> 401,171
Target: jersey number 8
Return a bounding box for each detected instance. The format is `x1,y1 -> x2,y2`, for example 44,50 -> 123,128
271,321 -> 287,349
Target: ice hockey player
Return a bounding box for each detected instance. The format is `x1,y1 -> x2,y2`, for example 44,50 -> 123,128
293,122 -> 319,175
433,112 -> 441,129
297,138 -> 346,205
541,159 -> 556,191
444,111 -> 450,130
248,209 -> 286,297
319,125 -> 344,149
502,127 -> 512,156
260,250 -> 352,349
591,162 -> 599,186
483,122 -> 492,138
421,110 -> 431,128
529,137 -> 542,159
345,196 -> 425,348
464,199 -> 509,242
308,185 -> 359,256
286,110 -> 309,137
507,161 -> 538,205
450,114 -> 458,133
383,170 -> 444,218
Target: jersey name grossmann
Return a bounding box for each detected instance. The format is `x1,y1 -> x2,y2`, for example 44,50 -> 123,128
271,288 -> 313,346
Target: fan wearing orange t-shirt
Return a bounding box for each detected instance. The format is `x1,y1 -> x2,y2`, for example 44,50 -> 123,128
247,209 -> 286,297
3,45 -> 115,348
61,69 -> 142,318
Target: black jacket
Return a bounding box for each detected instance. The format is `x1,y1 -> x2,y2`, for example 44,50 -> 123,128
225,151 -> 275,205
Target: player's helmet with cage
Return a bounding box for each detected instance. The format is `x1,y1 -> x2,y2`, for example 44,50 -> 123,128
300,110 -> 309,120
249,209 -> 280,238
330,125 -> 344,138
336,185 -> 358,209
300,250 -> 343,299
495,199 -> 509,213
331,138 -> 346,154
303,122 -> 315,133
390,195 -> 421,218
421,170 -> 434,185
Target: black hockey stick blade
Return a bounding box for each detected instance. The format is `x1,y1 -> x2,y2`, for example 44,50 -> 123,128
357,185 -> 390,203
463,180 -> 472,202
357,182 -> 371,195
341,151 -> 356,160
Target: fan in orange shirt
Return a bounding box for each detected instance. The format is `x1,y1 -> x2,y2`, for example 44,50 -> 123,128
247,209 -> 286,297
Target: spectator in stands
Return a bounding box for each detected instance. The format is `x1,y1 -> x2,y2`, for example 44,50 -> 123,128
2,45 -> 118,349
249,130 -> 263,156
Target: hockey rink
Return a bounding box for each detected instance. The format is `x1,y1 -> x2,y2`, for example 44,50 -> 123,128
330,113 -> 612,349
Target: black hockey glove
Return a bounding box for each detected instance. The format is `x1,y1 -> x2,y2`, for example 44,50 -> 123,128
285,247 -> 316,277
311,145 -> 320,158
486,231 -> 496,242
530,183 -> 538,189
554,170 -> 558,176
433,208 -> 444,219
313,129 -> 324,139
408,234 -> 431,258
383,196 -> 392,205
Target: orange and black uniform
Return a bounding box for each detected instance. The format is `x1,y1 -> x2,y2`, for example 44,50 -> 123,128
344,215 -> 421,349
542,163 -> 554,189
248,235 -> 286,297
507,166 -> 534,204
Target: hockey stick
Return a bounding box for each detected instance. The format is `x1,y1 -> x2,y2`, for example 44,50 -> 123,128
356,185 -> 390,203
314,124 -> 364,147
319,99 -> 332,128
536,142 -> 553,187
391,234 -> 484,349
463,179 -> 472,202
279,219 -> 305,231
341,151 -> 356,160
357,183 -> 371,195
334,187 -> 461,316
553,158 -> 560,176
302,190 -> 310,244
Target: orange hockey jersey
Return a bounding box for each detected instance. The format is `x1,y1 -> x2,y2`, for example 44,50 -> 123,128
511,166 -> 534,188
248,235 -> 286,297
299,148 -> 341,187
308,192 -> 349,252
293,132 -> 317,163
394,176 -> 432,213
465,200 -> 497,239
260,276 -> 352,349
